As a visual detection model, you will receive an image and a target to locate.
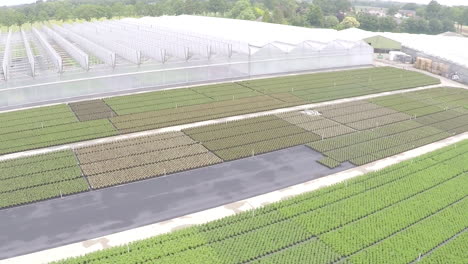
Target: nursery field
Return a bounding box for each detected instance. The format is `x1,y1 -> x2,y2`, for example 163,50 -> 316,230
2,87 -> 468,209
53,139 -> 468,264
0,67 -> 439,155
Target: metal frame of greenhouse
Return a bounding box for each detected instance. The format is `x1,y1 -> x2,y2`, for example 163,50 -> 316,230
0,15 -> 374,109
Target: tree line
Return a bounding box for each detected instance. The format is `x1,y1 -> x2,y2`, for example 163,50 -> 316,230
0,0 -> 467,35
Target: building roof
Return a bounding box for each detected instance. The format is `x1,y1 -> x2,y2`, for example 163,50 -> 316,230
438,31 -> 464,37
338,28 -> 468,67
363,35 -> 402,50
129,15 -> 343,54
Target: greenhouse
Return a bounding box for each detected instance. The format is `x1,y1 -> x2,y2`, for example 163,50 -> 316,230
0,15 -> 373,110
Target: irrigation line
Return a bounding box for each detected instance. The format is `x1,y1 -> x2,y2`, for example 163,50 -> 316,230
242,234 -> 318,264
409,228 -> 467,263
71,150 -> 92,191
332,195 -> 468,263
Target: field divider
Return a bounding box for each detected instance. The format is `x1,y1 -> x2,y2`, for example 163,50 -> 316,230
334,195 -> 467,262
0,84 -> 447,163
410,228 -> 467,264
241,235 -> 318,264
67,103 -> 81,123
188,86 -> 217,101
71,149 -> 92,191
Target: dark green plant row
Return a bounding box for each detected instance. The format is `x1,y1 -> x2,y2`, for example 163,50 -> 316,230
68,100 -> 117,121
318,157 -> 341,169
183,116 -> 322,161
52,139 -> 468,264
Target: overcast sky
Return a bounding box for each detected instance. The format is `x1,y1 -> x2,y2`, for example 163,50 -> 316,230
0,0 -> 36,7
0,0 -> 467,7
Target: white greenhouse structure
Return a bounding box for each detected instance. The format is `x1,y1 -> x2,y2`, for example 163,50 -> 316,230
0,15 -> 373,109
338,28 -> 468,85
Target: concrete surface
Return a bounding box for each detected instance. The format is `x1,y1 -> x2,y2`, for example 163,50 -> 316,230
0,145 -> 353,261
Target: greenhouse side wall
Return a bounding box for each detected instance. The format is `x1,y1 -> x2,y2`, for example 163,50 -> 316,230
0,45 -> 373,110
249,41 -> 373,76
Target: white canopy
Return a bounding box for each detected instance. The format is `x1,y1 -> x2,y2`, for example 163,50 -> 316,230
338,28 -> 468,67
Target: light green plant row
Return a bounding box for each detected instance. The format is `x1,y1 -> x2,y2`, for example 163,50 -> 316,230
0,104 -> 73,123
0,153 -> 78,180
0,150 -> 89,209
318,157 -> 341,169
0,178 -> 89,209
418,230 -> 468,264
0,119 -> 118,155
0,150 -> 72,169
53,140 -> 468,264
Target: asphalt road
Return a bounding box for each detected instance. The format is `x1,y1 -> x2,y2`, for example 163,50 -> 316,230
0,145 -> 353,260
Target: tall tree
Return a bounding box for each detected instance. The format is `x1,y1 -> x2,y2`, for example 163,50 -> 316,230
357,13 -> 379,31
338,16 -> 360,29
464,8 -> 468,27
228,0 -> 253,18
401,17 -> 429,34
238,8 -> 256,20
306,4 -> 323,27
441,19 -> 455,32
272,7 -> 286,24
378,16 -> 397,32
426,0 -> 442,19
401,3 -> 419,11
314,0 -> 351,15
387,6 -> 399,16
428,19 -> 443,34
262,10 -> 272,22
323,15 -> 339,28
208,0 -> 228,14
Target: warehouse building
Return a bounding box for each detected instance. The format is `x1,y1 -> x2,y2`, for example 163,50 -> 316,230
339,28 -> 468,85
